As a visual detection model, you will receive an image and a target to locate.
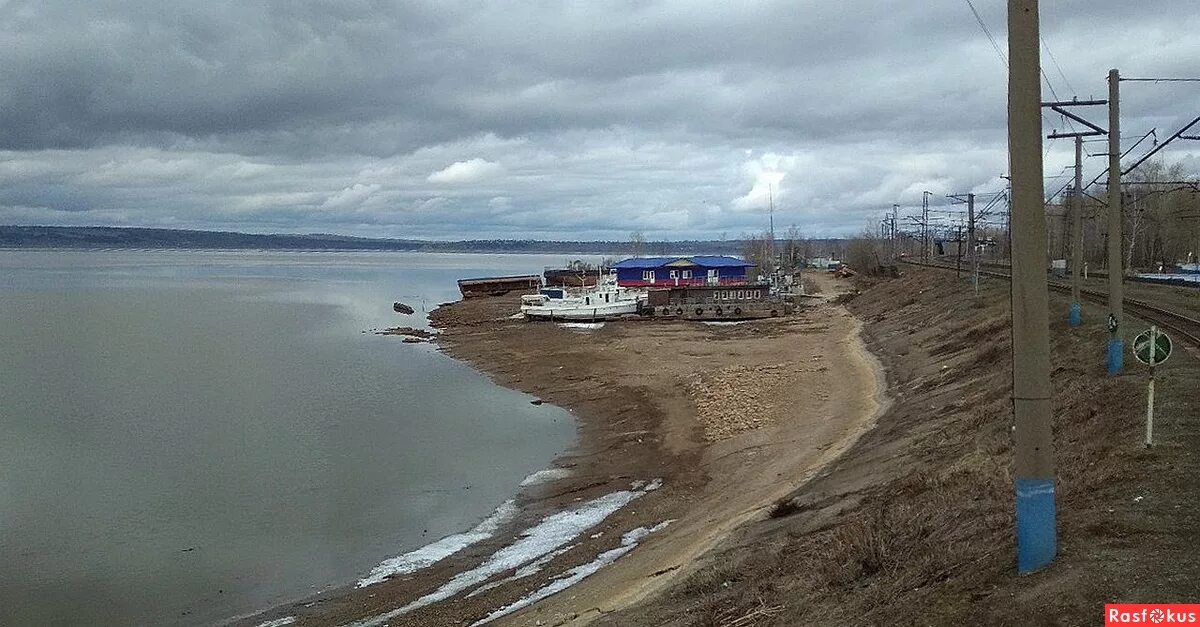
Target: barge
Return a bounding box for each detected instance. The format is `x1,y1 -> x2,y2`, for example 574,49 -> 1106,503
641,284 -> 792,320
457,275 -> 541,298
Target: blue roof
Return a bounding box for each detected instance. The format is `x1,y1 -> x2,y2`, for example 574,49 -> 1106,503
612,255 -> 753,269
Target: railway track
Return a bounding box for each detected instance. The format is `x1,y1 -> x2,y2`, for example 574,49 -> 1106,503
900,260 -> 1200,348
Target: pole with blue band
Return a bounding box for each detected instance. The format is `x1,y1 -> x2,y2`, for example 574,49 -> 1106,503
1008,0 -> 1057,574
1106,69 -> 1124,375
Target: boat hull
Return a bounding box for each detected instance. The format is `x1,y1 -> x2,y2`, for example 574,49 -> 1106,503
522,302 -> 639,321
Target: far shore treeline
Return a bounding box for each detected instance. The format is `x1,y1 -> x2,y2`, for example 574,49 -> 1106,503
0,226 -> 847,257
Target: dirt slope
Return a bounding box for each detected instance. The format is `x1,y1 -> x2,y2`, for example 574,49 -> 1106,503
599,267 -> 1200,626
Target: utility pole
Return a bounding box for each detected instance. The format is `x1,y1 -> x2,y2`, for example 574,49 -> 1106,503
1041,97 -> 1107,327
892,204 -> 899,259
955,224 -> 963,277
1071,137 -> 1083,326
1008,0 -> 1055,575
1107,68 -> 1124,374
922,191 -> 932,262
947,192 -> 981,292
968,193 -> 977,293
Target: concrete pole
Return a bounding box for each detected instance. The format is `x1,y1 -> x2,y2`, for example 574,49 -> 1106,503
1070,136 -> 1083,326
892,204 -> 899,259
956,224 -> 963,277
922,192 -> 931,262
968,193 -> 978,293
1107,68 -> 1124,374
1008,0 -> 1056,575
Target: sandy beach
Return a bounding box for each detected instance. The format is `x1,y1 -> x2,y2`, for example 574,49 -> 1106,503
244,273 -> 888,626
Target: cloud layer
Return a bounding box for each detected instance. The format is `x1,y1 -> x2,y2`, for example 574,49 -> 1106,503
2,0 -> 1198,239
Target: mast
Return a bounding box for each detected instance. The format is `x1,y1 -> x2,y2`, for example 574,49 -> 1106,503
768,184 -> 776,276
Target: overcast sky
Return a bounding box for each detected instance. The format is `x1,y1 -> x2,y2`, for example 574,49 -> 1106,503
2,1 -> 1199,240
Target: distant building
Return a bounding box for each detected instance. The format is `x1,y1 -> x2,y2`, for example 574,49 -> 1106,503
805,257 -> 838,270
612,255 -> 754,287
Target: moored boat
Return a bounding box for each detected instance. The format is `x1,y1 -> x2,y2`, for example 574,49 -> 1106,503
520,276 -> 643,321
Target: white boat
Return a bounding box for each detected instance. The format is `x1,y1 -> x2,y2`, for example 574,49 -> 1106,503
520,276 -> 643,321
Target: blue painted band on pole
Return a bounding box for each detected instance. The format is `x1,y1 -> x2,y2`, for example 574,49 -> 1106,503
1068,303 -> 1081,327
1107,338 -> 1124,375
1015,477 -> 1056,574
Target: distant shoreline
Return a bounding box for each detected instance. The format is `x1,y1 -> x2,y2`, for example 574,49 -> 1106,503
0,225 -> 843,255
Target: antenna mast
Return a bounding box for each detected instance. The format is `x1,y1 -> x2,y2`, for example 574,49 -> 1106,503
768,184 -> 776,240
768,184 -> 777,273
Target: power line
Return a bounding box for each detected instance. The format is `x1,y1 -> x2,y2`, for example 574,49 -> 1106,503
1121,77 -> 1200,83
1040,35 -> 1077,95
960,0 -> 1061,135
963,0 -> 1008,67
1036,36 -> 1080,137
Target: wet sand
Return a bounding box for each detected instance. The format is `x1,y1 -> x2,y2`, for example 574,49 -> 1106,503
244,274 -> 886,626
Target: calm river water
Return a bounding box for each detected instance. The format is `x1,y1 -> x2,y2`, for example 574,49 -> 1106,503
0,250 -> 578,626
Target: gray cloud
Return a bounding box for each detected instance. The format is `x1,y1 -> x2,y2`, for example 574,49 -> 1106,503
1,0 -> 1199,239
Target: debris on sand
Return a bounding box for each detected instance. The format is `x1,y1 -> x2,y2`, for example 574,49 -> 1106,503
393,302 -> 416,315
688,363 -> 798,441
376,326 -> 436,341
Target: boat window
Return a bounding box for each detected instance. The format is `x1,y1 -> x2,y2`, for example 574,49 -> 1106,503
669,270 -> 678,279
682,270 -> 692,279
642,270 -> 654,282
737,291 -> 744,299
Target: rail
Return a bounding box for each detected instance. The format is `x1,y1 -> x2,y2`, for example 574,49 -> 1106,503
899,259 -> 1200,347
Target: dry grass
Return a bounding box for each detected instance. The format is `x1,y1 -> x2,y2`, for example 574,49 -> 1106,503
598,267 -> 1200,627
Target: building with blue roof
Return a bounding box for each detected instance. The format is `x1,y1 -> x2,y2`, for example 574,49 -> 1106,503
611,255 -> 755,287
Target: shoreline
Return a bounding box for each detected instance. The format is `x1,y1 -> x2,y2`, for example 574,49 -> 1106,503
242,273 -> 886,626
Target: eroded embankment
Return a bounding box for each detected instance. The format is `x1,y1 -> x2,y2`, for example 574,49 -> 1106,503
597,268 -> 1200,626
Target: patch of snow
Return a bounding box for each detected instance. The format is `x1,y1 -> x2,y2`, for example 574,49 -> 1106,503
357,500 -> 518,587
519,467 -> 573,487
471,520 -> 675,625
346,479 -> 663,627
255,617 -> 297,627
558,321 -> 605,331
465,544 -> 577,598
700,320 -> 750,326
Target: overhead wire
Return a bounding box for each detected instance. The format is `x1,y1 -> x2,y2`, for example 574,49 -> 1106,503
963,0 -> 1008,67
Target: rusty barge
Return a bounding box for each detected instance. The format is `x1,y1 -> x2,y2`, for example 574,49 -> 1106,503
641,284 -> 792,320
456,275 -> 541,298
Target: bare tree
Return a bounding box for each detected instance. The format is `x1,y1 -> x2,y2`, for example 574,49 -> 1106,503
845,228 -> 884,275
783,225 -> 803,272
742,231 -> 776,278
629,231 -> 645,258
